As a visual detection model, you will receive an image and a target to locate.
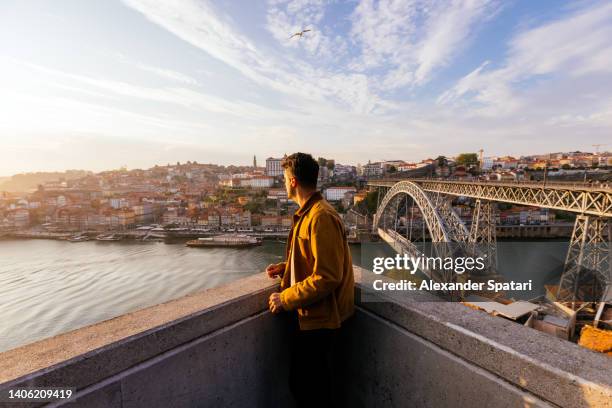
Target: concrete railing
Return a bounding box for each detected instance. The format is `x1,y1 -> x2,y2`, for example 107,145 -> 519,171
1,269 -> 611,408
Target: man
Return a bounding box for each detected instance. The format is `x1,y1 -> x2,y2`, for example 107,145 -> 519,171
266,152 -> 354,407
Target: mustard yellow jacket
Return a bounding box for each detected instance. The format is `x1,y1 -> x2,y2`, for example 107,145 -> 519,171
277,192 -> 354,330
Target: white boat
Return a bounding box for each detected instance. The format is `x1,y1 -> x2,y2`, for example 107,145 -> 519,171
68,234 -> 90,242
96,233 -> 122,241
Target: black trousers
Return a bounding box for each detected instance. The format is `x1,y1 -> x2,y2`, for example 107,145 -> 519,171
288,313 -> 339,408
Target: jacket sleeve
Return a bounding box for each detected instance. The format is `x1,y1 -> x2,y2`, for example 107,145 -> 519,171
280,213 -> 344,310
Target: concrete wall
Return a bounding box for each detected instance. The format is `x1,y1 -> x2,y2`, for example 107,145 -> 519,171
0,274 -> 295,408
336,309 -> 552,408
0,270 -> 610,408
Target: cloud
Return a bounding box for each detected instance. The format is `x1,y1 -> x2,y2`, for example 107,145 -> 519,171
117,55 -> 201,86
122,0 -> 382,114
438,2 -> 612,116
349,0 -> 499,90
265,0 -> 348,60
6,58 -> 294,121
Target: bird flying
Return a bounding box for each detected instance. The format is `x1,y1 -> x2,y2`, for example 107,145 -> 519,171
289,29 -> 311,39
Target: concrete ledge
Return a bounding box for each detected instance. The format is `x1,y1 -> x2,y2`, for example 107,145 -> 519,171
47,311 -> 294,408
0,272 -> 281,388
355,268 -> 612,408
1,268 -> 611,408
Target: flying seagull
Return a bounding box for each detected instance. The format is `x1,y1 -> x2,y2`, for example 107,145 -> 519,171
289,29 -> 311,39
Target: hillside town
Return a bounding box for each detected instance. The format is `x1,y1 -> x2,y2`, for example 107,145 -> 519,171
0,150 -> 610,238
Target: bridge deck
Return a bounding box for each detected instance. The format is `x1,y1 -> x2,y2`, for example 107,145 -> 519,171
368,178 -> 612,217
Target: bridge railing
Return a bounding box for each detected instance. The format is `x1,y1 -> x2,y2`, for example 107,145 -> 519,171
369,177 -> 611,191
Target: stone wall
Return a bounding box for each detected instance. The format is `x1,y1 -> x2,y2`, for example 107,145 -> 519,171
0,270 -> 610,408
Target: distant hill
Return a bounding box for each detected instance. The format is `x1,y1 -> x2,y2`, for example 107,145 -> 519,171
0,170 -> 91,192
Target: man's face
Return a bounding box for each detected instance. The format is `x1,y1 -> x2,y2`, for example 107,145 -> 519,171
283,168 -> 297,199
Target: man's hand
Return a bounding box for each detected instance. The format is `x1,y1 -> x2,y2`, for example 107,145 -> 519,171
266,263 -> 285,279
269,292 -> 284,314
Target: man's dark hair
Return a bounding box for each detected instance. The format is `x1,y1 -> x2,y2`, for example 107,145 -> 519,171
281,152 -> 319,190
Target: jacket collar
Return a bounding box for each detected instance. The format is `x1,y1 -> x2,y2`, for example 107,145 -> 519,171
295,191 -> 323,218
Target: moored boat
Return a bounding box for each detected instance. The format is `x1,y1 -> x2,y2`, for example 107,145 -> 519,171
68,233 -> 90,242
186,234 -> 262,248
96,233 -> 123,241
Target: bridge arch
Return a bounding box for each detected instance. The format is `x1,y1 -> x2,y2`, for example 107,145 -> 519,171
374,181 -> 450,242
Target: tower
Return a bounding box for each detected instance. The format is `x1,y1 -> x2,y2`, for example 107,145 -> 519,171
253,155 -> 257,168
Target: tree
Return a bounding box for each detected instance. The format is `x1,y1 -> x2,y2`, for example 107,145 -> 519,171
435,156 -> 448,168
388,165 -> 397,173
244,201 -> 263,214
358,190 -> 378,214
317,157 -> 327,167
456,153 -> 479,167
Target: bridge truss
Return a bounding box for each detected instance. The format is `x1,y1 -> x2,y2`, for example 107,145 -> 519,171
370,179 -> 612,305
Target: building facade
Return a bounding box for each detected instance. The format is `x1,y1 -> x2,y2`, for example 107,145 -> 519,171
265,158 -> 283,177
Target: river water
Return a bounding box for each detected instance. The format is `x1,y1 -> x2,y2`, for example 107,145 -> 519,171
0,239 -> 289,353
0,238 -> 568,352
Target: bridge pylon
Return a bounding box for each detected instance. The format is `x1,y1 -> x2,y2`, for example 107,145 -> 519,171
556,215 -> 611,307
468,199 -> 498,275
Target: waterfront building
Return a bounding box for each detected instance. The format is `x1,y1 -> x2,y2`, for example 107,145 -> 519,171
4,208 -> 30,228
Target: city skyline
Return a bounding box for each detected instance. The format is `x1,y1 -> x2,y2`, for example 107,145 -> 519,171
1,146 -> 610,179
1,0 -> 611,175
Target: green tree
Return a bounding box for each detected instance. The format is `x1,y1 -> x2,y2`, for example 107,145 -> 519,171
456,153 -> 479,167
363,190 -> 379,214
244,201 -> 263,214
388,165 -> 397,173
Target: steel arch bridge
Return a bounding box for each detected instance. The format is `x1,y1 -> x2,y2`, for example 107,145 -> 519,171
368,178 -> 612,306
369,178 -> 612,217
373,181 -> 450,242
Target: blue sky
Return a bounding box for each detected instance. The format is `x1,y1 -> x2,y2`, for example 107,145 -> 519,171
0,0 -> 611,175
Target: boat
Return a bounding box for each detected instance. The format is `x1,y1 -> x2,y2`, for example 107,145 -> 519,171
186,234 -> 262,248
96,233 -> 123,241
68,233 -> 90,242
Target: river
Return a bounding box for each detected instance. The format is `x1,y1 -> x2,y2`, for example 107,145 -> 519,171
0,238 -> 568,352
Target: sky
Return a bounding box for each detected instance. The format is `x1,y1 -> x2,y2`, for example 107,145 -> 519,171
0,0 -> 611,176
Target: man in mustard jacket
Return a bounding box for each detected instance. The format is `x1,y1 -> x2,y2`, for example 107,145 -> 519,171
267,152 -> 354,407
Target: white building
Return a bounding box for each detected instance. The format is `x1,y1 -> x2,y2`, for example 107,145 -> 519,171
242,176 -> 274,188
266,157 -> 284,177
110,198 -> 129,209
325,186 -> 357,201
362,162 -> 384,177
7,209 -> 30,228
481,157 -> 495,170
332,164 -> 355,178
56,195 -> 67,207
